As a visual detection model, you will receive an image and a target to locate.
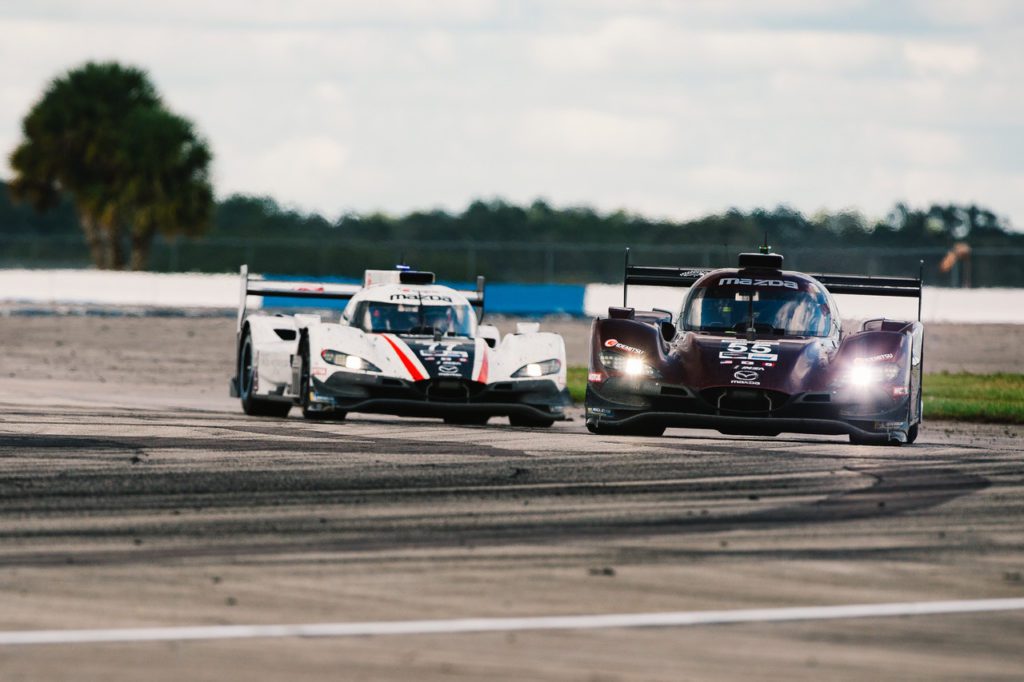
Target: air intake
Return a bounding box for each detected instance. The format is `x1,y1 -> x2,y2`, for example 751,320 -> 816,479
738,252 -> 784,269
399,270 -> 436,284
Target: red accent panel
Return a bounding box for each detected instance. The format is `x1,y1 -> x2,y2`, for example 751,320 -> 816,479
382,335 -> 425,381
477,349 -> 489,384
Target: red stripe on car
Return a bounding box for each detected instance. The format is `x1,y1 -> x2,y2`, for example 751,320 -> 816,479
382,335 -> 425,381
476,349 -> 489,384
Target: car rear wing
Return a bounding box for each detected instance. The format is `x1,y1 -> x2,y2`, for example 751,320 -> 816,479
621,248 -> 924,320
237,266 -> 487,332
620,248 -> 711,308
810,270 -> 924,321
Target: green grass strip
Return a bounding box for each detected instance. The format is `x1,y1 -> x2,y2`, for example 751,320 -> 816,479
924,373 -> 1024,424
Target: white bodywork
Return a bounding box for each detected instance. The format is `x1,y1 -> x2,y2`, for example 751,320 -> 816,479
238,269 -> 567,406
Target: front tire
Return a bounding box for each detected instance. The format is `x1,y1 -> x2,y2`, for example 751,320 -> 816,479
444,415 -> 490,426
239,329 -> 292,418
586,420 -> 665,437
509,414 -> 554,428
906,423 -> 918,444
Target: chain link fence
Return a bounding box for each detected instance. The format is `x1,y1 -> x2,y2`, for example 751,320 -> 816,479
2,234 -> 1022,287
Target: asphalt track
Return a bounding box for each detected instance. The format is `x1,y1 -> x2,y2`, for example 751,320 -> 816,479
1,317 -> 1023,680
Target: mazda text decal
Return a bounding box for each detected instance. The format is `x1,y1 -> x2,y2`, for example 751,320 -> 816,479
389,293 -> 452,302
718,278 -> 798,290
604,338 -> 644,355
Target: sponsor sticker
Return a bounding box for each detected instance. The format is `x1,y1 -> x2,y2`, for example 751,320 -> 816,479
854,352 -> 896,364
604,338 -> 645,355
718,277 -> 798,290
733,370 -> 760,382
588,372 -> 604,382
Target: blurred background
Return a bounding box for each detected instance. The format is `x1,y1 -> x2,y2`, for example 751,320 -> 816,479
1,1 -> 1022,286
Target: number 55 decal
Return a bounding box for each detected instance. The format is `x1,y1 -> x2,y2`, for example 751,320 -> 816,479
719,340 -> 779,362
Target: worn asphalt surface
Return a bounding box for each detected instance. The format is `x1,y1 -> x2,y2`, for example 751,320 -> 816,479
0,316 -> 1022,680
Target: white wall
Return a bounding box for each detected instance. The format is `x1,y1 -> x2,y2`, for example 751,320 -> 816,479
0,269 -> 240,309
1,269 -> 1022,323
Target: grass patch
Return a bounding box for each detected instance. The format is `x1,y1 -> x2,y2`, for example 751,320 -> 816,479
924,373 -> 1024,424
566,367 -> 1024,424
567,366 -> 588,403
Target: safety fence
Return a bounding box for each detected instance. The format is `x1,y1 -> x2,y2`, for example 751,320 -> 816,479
3,235 -> 1024,287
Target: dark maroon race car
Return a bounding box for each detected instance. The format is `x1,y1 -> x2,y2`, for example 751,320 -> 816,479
585,250 -> 924,445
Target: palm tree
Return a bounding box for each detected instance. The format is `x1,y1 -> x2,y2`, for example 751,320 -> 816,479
116,107 -> 214,270
8,61 -> 213,269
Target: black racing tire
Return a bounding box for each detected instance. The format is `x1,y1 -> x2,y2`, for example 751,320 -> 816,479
444,415 -> 490,426
849,432 -> 903,447
298,338 -> 328,420
906,423 -> 919,444
238,329 -> 292,418
296,339 -> 347,421
508,414 -> 554,428
586,420 -> 665,437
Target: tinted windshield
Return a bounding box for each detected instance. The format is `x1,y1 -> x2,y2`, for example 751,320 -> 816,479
352,301 -> 476,336
681,282 -> 832,337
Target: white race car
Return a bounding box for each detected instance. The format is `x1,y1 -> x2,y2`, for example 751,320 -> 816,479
231,266 -> 571,426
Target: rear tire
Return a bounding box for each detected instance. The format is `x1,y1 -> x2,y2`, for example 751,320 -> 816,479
906,423 -> 918,444
239,329 -> 292,418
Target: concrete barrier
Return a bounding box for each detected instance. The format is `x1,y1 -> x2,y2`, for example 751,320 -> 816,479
1,269 -> 1021,323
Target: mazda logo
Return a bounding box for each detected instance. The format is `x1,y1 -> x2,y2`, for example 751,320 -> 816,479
734,370 -> 759,381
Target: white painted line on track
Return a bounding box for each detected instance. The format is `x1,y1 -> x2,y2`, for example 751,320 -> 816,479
2,599 -> 1023,646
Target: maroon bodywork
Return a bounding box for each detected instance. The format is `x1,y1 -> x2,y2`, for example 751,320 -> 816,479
585,255 -> 924,444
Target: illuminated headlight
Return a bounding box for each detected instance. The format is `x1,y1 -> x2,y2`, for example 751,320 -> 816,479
848,363 -> 900,386
321,349 -> 381,372
599,351 -> 659,378
512,358 -> 561,378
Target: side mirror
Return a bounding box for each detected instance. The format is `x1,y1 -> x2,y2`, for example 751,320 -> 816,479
478,324 -> 501,348
660,321 -> 677,342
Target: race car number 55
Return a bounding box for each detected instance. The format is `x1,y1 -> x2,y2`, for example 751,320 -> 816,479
719,340 -> 779,362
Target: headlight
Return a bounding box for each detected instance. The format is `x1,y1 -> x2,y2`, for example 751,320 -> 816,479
599,351 -> 659,378
321,349 -> 382,372
512,358 -> 561,378
847,363 -> 899,386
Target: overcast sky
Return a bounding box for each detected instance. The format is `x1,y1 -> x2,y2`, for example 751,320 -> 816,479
1,1 -> 1022,226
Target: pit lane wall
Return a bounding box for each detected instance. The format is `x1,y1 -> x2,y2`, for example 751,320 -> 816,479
1,269 -> 1022,323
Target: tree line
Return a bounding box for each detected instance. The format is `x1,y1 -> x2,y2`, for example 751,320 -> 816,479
3,61 -> 1022,280
5,185 -> 1020,252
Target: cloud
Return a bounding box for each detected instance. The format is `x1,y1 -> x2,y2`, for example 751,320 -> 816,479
0,2 -> 1021,227
516,108 -> 677,160
903,41 -> 982,76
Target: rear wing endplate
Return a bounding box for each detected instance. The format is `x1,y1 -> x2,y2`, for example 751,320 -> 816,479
237,266 -> 487,331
